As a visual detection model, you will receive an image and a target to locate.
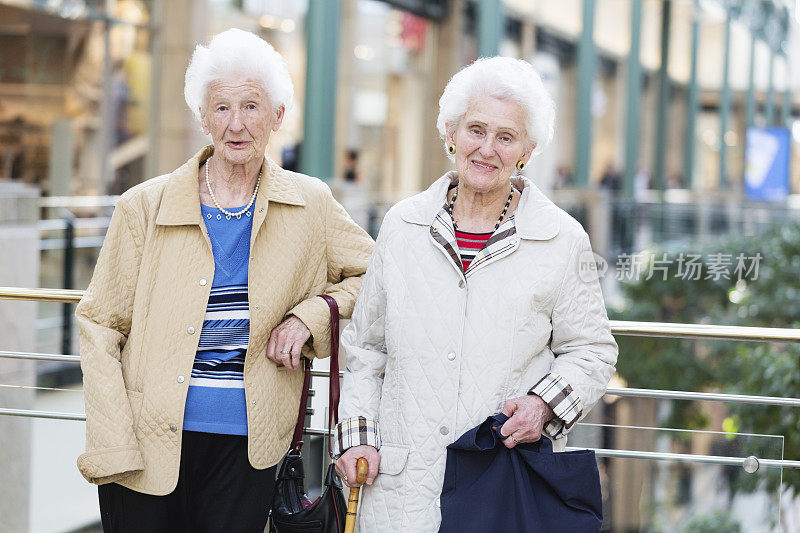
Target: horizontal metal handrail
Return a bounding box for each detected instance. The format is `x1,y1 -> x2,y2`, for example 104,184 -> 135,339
0,287 -> 84,303
0,409 -> 795,470
39,217 -> 112,232
611,320 -> 800,342
310,369 -> 800,407
2,352 -> 800,408
0,407 -> 86,421
604,387 -> 800,407
3,287 -> 799,342
40,236 -> 107,251
39,196 -> 119,209
302,427 -> 799,470
0,351 -> 80,363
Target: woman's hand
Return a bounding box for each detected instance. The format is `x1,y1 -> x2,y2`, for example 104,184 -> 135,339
335,445 -> 380,488
266,315 -> 312,370
499,394 -> 556,448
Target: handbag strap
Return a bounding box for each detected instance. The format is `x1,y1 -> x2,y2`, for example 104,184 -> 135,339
289,294 -> 341,458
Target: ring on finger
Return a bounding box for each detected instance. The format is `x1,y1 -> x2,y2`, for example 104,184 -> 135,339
279,350 -> 292,354
511,435 -> 520,444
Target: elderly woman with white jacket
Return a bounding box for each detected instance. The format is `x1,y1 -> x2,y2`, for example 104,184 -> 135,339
334,57 -> 618,532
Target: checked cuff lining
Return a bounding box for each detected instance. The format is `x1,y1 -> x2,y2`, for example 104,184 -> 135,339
529,373 -> 584,439
334,416 -> 380,457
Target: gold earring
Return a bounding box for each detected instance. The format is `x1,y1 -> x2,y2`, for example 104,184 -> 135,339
516,161 -> 525,171
448,145 -> 456,155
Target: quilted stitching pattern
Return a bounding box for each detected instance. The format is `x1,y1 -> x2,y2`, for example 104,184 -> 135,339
77,147 -> 374,495
338,175 -> 617,532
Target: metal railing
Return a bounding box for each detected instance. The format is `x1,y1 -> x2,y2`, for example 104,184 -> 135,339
2,286 -> 799,472
4,287 -> 800,342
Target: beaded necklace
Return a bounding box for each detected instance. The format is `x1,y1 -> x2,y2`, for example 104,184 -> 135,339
204,156 -> 261,220
447,184 -> 514,232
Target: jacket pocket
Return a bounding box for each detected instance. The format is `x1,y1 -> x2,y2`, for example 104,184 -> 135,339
378,443 -> 410,475
126,389 -> 144,424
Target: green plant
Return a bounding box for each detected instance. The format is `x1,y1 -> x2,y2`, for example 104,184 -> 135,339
612,222 -> 800,492
680,511 -> 741,533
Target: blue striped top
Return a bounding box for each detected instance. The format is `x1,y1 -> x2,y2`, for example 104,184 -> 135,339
182,204 -> 253,435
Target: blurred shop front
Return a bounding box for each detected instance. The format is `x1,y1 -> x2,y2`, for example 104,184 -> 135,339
336,0 -> 444,214
0,0 -> 154,197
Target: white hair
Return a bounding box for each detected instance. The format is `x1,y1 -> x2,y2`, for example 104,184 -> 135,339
184,28 -> 294,124
436,56 -> 555,162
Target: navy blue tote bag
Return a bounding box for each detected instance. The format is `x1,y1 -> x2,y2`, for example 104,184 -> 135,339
438,413 -> 602,533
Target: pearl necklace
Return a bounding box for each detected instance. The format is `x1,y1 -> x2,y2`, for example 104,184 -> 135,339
447,184 -> 514,232
204,156 -> 261,220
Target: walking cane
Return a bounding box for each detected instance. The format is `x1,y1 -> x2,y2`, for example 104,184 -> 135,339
344,458 -> 369,533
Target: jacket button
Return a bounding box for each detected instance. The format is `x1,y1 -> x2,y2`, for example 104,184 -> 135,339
447,352 -> 456,361
169,424 -> 178,432
177,375 -> 185,383
253,304 -> 259,310
458,280 -> 465,288
440,426 -> 449,435
187,326 -> 195,335
199,278 -> 207,286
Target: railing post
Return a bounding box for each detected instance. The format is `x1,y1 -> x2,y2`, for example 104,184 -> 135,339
574,0 -> 596,189
623,0 -> 643,199
61,211 -> 76,357
766,49 -> 776,126
653,0 -> 671,193
718,5 -> 732,190
683,0 -> 700,190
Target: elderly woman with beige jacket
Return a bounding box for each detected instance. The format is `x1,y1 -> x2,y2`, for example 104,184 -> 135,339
334,57 -> 618,532
77,29 -> 372,532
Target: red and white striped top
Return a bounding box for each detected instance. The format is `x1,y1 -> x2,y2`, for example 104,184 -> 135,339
454,229 -> 493,271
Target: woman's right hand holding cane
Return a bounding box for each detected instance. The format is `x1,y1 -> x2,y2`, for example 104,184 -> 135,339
336,445 -> 380,487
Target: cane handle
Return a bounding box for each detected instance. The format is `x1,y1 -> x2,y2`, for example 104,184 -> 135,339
356,457 -> 369,484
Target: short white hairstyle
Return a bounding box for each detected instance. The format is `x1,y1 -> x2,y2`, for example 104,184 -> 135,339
436,57 -> 555,162
184,28 -> 294,124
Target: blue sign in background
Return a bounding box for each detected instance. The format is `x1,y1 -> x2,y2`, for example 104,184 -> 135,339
744,127 -> 791,202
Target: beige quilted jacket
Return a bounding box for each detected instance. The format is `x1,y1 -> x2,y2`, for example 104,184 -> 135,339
76,146 -> 373,495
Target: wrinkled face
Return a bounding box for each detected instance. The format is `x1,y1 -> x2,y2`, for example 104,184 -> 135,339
447,96 -> 533,193
200,78 -> 283,166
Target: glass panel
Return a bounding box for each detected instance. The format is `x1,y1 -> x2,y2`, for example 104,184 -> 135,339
568,422 -> 784,532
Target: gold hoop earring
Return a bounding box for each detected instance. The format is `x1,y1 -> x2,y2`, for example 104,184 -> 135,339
448,145 -> 456,155
516,161 -> 525,171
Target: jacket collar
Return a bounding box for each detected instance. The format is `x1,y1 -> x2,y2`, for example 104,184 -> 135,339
156,145 -> 305,226
399,171 -> 560,240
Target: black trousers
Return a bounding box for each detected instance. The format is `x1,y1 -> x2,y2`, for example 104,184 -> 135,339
98,431 -> 277,533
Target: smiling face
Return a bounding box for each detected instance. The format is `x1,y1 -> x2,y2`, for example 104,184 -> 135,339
200,78 -> 284,167
447,96 -> 533,194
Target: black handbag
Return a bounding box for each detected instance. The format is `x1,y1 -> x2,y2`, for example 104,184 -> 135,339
270,294 -> 346,533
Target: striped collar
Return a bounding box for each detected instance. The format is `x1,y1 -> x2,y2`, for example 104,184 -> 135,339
400,171 -> 560,241
430,206 -> 519,278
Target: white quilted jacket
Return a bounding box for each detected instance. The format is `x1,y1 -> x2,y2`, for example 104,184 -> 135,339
339,173 -> 618,532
